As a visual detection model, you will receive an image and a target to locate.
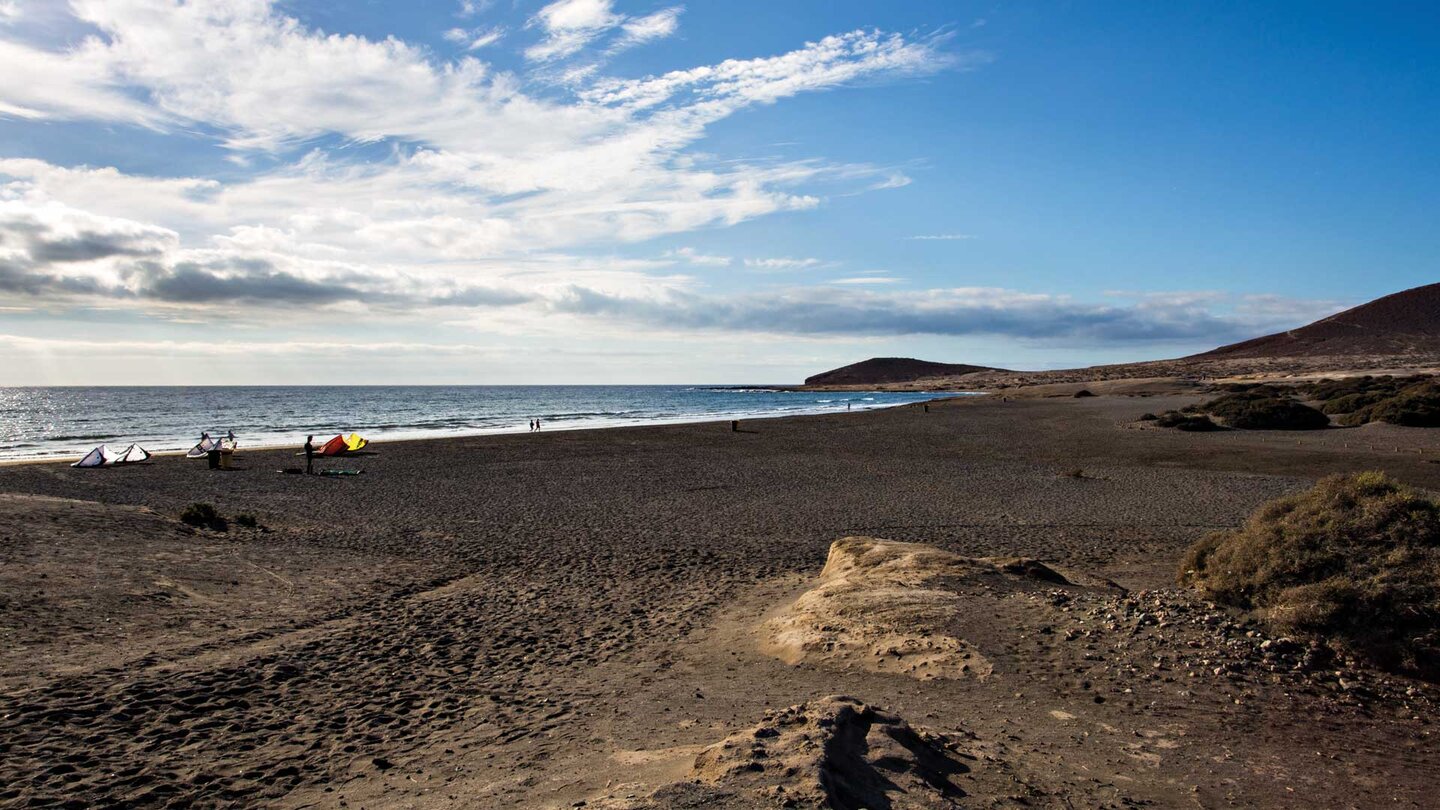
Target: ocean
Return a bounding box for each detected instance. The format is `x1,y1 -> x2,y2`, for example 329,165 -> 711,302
0,386 -> 978,462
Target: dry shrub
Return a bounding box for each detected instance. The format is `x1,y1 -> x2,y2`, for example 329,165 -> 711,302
180,502 -> 228,532
1180,472 -> 1440,679
1154,411 -> 1221,431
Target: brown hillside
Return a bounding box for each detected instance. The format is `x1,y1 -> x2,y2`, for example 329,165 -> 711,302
1196,282 -> 1440,360
804,357 -> 999,386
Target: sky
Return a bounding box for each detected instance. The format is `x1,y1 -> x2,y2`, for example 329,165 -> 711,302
0,1 -> 1436,385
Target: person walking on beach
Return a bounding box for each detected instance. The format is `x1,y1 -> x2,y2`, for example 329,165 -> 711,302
535,417 -> 541,431
304,435 -> 315,475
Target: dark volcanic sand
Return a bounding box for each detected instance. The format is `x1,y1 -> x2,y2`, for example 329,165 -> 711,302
2,396 -> 1439,808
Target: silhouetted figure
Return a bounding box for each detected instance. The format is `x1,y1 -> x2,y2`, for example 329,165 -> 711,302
731,420 -> 739,432
923,404 -> 930,413
304,435 -> 315,475
535,418 -> 541,431
847,402 -> 851,411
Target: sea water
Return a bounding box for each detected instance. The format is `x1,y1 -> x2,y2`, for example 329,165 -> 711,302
0,386 -> 979,461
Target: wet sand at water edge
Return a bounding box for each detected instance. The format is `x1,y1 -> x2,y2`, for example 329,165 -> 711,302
2,394 -> 1439,808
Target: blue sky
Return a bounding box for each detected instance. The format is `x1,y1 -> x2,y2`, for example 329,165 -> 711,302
0,0 -> 1435,384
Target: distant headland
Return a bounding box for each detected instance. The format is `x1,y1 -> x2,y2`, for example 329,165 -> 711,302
802,283 -> 1440,391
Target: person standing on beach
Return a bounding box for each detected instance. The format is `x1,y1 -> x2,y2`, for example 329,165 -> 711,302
535,418 -> 542,431
304,435 -> 315,475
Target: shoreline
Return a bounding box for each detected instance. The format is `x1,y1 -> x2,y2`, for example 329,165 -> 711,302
0,392 -> 977,468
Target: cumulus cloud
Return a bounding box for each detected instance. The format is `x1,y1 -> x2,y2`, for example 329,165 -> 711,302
0,197 -> 534,311
0,6 -> 940,264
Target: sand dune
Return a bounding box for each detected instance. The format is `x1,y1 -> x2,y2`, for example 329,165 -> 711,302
762,537 -> 1120,680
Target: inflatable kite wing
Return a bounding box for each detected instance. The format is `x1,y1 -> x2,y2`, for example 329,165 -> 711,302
114,443 -> 152,464
73,444 -> 116,467
187,436 -> 219,458
315,433 -> 370,456
73,443 -> 151,467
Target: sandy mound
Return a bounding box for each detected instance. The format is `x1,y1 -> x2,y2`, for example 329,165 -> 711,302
761,537 -> 1119,680
596,696 -> 975,809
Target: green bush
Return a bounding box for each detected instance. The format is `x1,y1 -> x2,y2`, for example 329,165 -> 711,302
1318,391 -> 1390,415
1303,375 -> 1440,426
1347,381 -> 1440,427
1179,473 -> 1440,679
1138,412 -> 1158,421
235,513 -> 259,529
1199,392 -> 1329,430
1073,389 -> 1095,398
180,502 -> 228,531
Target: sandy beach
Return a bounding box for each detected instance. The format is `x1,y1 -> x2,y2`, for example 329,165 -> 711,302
3,394 -> 1439,808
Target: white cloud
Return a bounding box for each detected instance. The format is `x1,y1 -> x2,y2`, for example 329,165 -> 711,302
582,30 -> 953,113
0,2 -> 19,22
616,7 -> 682,50
444,25 -> 504,50
0,37 -> 162,125
544,285 -> 1333,344
869,173 -> 911,190
665,247 -> 731,267
831,276 -> 900,285
0,3 -> 998,352
456,0 -> 492,17
744,257 -> 822,271
525,0 -> 623,61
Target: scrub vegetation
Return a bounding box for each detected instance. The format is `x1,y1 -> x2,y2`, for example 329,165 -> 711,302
1180,473 -> 1440,679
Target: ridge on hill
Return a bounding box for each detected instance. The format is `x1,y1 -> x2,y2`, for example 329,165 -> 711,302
1195,282 -> 1440,360
804,357 -> 999,387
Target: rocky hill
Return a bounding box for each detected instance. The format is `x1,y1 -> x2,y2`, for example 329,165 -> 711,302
803,357 -> 999,387
1195,282 -> 1440,360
